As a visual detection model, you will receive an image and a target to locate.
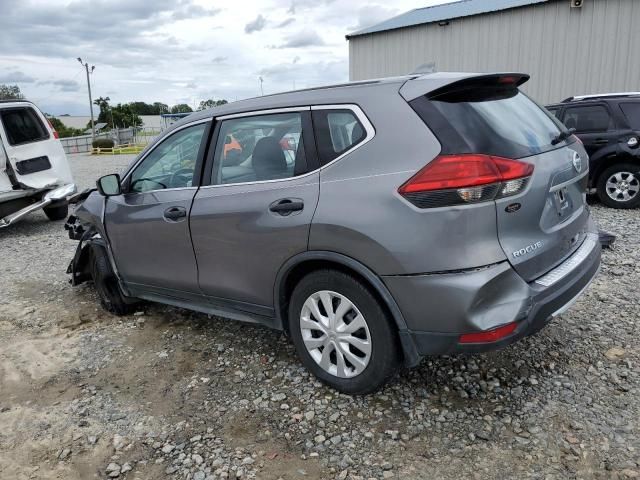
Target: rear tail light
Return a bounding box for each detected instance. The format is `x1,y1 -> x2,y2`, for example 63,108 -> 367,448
398,154 -> 533,208
46,118 -> 60,139
458,321 -> 518,344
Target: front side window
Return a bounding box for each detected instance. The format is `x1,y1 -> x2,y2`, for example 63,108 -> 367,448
129,123 -> 206,193
312,109 -> 366,165
213,112 -> 307,185
0,107 -> 49,145
563,105 -> 612,133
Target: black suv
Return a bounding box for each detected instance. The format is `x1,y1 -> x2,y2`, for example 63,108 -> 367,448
547,94 -> 640,208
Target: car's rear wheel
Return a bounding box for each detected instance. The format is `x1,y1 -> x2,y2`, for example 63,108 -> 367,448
90,246 -> 135,316
288,270 -> 399,394
597,163 -> 640,209
43,203 -> 68,221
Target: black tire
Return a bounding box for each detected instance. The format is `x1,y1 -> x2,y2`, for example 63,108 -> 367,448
288,269 -> 400,395
90,246 -> 134,316
596,163 -> 640,209
43,203 -> 68,221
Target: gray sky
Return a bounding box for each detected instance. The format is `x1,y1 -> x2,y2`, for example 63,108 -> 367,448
0,0 -> 440,115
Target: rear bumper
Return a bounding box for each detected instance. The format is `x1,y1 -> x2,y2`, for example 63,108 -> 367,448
384,233 -> 601,357
0,183 -> 76,228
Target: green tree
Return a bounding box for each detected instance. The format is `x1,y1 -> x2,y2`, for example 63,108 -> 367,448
0,84 -> 24,100
48,117 -> 85,138
153,102 -> 169,114
110,103 -> 143,128
170,104 -> 193,114
93,96 -> 111,125
197,99 -> 228,111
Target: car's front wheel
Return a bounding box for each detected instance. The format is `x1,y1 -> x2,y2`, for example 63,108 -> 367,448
597,163 -> 640,209
91,246 -> 135,316
288,270 -> 399,394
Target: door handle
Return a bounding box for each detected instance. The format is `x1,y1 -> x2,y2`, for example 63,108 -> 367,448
163,206 -> 187,221
269,199 -> 304,215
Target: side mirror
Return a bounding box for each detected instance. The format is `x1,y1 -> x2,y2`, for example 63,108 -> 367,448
96,174 -> 121,196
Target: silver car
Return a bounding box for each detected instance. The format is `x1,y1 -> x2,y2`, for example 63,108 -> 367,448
66,72 -> 601,394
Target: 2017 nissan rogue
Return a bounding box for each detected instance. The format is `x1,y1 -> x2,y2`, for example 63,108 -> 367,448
65,72 -> 601,394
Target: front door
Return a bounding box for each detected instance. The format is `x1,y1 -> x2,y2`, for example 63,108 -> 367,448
189,109 -> 319,313
104,120 -> 210,294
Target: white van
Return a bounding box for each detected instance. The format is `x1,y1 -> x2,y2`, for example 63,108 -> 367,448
0,100 -> 76,228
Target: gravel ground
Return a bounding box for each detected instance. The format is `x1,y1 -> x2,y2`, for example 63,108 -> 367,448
0,153 -> 638,480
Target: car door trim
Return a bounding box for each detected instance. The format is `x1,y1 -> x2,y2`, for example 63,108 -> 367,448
216,106 -> 311,120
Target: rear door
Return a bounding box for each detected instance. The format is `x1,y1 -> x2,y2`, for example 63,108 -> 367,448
0,103 -> 72,190
561,103 -> 617,158
408,76 -> 591,282
189,108 -> 319,313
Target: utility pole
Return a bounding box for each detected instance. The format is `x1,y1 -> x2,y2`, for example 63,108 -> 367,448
259,76 -> 264,96
77,58 -> 95,143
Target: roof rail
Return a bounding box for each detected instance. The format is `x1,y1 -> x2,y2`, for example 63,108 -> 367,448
0,99 -> 31,104
562,92 -> 640,102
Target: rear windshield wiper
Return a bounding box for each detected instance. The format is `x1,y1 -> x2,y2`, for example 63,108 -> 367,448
551,128 -> 576,145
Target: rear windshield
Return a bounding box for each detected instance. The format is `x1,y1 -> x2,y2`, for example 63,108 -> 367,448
411,87 -> 568,159
620,102 -> 640,130
0,107 -> 49,146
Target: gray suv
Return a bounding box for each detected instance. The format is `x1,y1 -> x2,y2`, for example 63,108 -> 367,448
66,72 -> 601,394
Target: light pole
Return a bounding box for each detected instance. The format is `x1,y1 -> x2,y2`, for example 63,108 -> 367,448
258,76 -> 264,96
77,57 -> 95,143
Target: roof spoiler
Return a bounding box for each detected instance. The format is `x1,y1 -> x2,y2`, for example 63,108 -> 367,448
425,73 -> 530,99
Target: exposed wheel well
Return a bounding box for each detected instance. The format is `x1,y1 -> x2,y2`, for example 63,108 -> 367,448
592,154 -> 640,187
277,258 -> 405,353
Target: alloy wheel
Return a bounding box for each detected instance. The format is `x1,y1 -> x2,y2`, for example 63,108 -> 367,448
299,290 -> 372,378
606,171 -> 640,202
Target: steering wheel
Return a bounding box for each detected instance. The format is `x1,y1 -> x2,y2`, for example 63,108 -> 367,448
169,168 -> 194,188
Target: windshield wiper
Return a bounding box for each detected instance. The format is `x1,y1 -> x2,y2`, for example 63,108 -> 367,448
551,128 -> 576,145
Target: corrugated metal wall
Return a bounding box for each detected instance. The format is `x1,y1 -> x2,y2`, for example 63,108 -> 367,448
348,0 -> 640,104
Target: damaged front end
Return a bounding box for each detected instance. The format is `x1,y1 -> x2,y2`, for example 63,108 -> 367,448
64,189 -> 106,286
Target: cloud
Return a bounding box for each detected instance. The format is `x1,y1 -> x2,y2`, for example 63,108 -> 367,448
0,0 -> 434,115
257,59 -> 348,91
349,5 -> 400,31
36,79 -> 81,91
0,0 -> 211,68
275,29 -> 325,48
172,2 -> 221,20
276,18 -> 296,28
52,79 -> 81,92
244,14 -> 267,34
0,71 -> 36,83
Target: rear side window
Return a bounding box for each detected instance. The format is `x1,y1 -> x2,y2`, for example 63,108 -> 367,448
411,87 -> 566,159
563,105 -> 612,133
0,107 -> 49,145
620,103 -> 640,130
312,109 -> 366,165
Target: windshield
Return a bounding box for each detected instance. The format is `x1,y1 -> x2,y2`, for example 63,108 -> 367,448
427,87 -> 569,159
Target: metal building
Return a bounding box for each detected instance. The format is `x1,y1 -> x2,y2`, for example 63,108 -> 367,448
347,0 -> 640,104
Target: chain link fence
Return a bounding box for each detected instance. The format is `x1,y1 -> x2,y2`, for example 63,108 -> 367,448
60,127 -> 161,155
